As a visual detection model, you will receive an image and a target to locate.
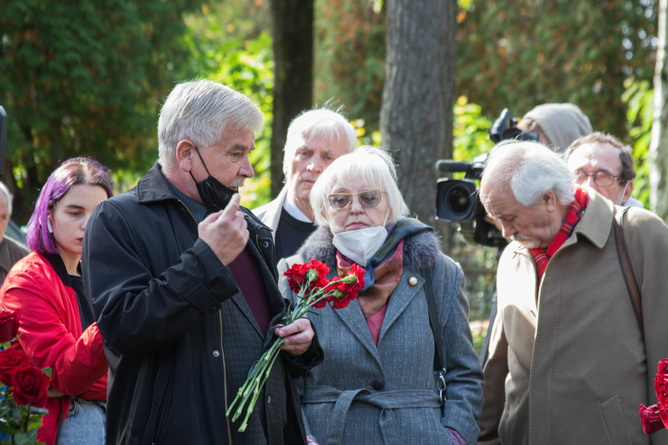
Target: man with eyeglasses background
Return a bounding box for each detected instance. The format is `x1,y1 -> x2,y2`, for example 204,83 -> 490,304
564,132 -> 644,208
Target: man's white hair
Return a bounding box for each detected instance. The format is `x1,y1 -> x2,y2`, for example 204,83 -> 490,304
282,108 -> 356,174
483,140 -> 575,207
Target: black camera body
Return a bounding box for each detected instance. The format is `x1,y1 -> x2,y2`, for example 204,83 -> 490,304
435,154 -> 506,248
435,108 -> 538,248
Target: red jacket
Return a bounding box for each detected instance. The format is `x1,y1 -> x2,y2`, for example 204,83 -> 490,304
1,252 -> 107,445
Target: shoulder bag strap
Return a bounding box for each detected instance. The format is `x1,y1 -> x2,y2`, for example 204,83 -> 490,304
423,274 -> 442,369
423,272 -> 447,413
613,206 -> 643,333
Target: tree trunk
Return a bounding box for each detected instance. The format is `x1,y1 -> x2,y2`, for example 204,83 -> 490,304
270,0 -> 314,198
651,0 -> 668,220
380,0 -> 456,235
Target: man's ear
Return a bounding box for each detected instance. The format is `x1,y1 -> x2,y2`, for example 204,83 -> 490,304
176,140 -> 195,173
543,191 -> 558,212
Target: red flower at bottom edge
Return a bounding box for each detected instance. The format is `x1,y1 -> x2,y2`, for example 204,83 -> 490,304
10,365 -> 50,408
640,404 -> 667,434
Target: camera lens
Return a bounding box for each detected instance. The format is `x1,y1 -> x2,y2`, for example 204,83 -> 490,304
436,178 -> 477,221
449,185 -> 471,214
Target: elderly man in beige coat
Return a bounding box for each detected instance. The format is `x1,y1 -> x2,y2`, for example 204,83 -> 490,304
477,140 -> 668,444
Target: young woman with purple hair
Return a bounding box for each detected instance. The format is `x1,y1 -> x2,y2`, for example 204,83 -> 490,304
0,157 -> 113,444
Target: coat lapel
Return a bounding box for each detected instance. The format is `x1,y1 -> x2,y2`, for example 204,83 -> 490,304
378,270 -> 421,343
230,291 -> 262,337
333,296 -> 382,366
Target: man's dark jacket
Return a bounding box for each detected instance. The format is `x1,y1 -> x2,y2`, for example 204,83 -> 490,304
83,164 -> 322,445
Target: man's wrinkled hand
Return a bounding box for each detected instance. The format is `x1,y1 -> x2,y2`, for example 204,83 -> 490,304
276,318 -> 314,357
198,194 -> 248,265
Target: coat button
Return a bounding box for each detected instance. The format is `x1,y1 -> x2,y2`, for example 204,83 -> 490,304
262,241 -> 269,249
266,395 -> 272,405
212,350 -> 220,358
371,379 -> 384,390
408,277 -> 418,286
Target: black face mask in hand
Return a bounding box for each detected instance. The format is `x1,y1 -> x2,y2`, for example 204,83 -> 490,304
190,146 -> 237,212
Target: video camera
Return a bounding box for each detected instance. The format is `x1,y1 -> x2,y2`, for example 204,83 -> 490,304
435,108 -> 539,248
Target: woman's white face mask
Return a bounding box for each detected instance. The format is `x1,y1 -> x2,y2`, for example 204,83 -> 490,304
332,225 -> 388,266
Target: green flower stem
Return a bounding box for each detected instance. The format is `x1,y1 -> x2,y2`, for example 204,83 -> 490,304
226,337 -> 285,430
237,342 -> 283,432
19,404 -> 29,434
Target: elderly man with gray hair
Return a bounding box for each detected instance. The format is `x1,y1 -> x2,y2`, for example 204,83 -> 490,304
0,181 -> 28,283
253,108 -> 356,263
83,79 -> 322,444
477,140 -> 668,444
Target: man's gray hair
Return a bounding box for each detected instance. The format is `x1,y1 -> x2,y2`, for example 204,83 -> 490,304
310,146 -> 409,227
0,181 -> 14,214
157,79 -> 263,168
282,108 -> 356,173
484,140 -> 575,206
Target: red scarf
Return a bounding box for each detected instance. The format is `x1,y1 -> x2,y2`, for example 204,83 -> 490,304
530,187 -> 588,281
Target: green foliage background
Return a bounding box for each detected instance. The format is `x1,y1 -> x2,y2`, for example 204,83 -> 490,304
456,0 -> 657,134
1,0 -> 206,222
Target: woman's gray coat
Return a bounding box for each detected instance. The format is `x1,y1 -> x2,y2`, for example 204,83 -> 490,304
279,226 -> 483,445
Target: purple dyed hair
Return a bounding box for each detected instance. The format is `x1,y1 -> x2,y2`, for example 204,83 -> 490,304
26,157 -> 113,255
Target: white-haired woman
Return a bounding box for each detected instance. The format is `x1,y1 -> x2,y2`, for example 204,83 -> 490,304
279,146 -> 482,445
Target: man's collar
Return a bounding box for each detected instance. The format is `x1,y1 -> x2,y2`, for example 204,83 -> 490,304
283,197 -> 312,223
562,190 -> 614,250
136,163 -> 181,204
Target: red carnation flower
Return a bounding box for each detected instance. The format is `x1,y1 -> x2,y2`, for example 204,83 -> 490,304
640,359 -> 668,434
284,258 -> 331,294
306,258 -> 330,288
328,264 -> 365,309
284,263 -> 311,293
656,371 -> 668,407
640,404 -> 667,434
659,359 -> 668,375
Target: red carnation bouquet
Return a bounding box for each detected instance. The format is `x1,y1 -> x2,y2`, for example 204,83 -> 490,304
226,258 -> 365,432
0,309 -> 51,444
640,358 -> 668,434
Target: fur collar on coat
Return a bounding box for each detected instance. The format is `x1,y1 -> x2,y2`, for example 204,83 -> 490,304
296,221 -> 442,272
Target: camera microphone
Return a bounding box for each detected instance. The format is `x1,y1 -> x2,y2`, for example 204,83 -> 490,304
435,160 -> 473,173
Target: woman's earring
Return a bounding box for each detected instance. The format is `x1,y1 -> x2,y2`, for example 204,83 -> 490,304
47,220 -> 53,234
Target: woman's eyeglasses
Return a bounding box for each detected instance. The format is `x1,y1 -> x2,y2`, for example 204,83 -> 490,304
327,190 -> 384,211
